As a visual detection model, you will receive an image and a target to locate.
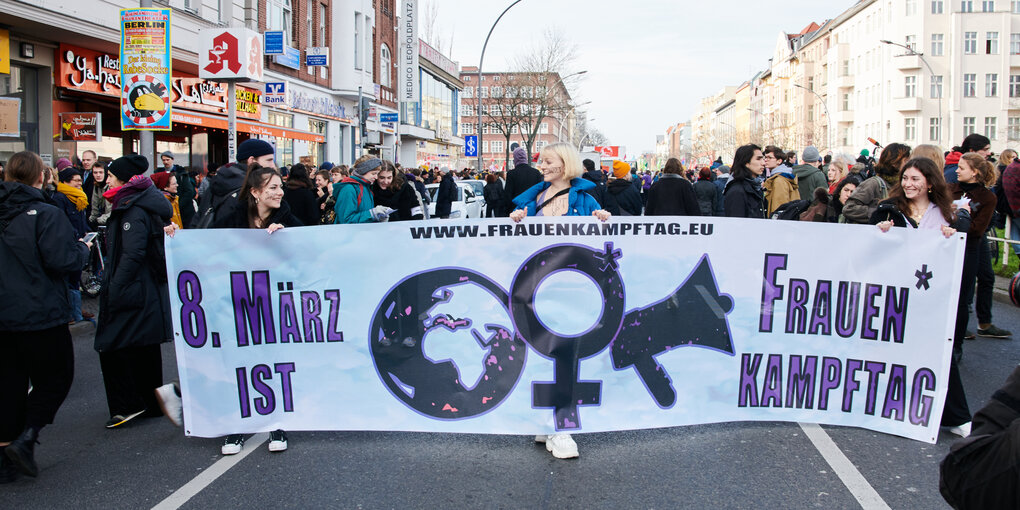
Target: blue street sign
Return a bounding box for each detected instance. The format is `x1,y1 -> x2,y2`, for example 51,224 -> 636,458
379,113 -> 399,123
264,31 -> 285,55
274,46 -> 300,70
305,47 -> 329,66
465,136 -> 478,157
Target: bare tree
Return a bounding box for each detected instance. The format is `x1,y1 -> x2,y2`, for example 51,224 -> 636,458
511,31 -> 580,158
419,0 -> 454,56
482,76 -> 529,169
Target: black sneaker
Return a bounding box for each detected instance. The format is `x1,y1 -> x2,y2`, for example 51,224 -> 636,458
105,410 -> 145,429
964,331 -> 976,340
977,325 -> 1012,339
221,434 -> 245,455
268,430 -> 288,452
0,453 -> 18,484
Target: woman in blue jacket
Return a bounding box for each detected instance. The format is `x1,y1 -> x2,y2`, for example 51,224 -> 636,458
333,156 -> 393,224
509,142 -> 610,460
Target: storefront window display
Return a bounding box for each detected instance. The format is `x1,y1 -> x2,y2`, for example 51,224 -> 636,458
0,64 -> 39,159
308,118 -> 326,165
268,110 -> 294,166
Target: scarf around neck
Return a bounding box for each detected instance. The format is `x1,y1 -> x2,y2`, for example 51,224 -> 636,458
103,175 -> 153,210
55,181 -> 88,211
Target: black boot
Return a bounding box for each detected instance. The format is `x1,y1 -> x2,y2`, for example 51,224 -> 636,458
5,427 -> 39,477
0,451 -> 18,483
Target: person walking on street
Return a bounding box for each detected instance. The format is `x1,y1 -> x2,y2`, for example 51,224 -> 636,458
95,155 -> 174,431
604,161 -> 644,216
723,144 -> 766,219
792,146 -> 828,201
509,142 -> 611,459
0,151 -> 90,482
503,147 -> 543,216
645,158 -> 701,216
483,173 -> 506,217
434,166 -> 456,219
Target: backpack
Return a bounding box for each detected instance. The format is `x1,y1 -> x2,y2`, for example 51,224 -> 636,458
192,188 -> 239,229
770,199 -> 812,220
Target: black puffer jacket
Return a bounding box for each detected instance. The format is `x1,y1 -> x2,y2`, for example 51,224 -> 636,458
191,163 -> 246,228
723,177 -> 765,219
95,182 -> 173,353
283,182 -> 320,226
373,181 -> 424,221
645,174 -> 701,216
435,173 -> 457,218
693,178 -> 719,216
503,164 -> 543,216
0,182 -> 89,331
604,178 -> 644,216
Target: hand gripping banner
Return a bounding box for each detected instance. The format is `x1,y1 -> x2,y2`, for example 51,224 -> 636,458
165,217 -> 964,443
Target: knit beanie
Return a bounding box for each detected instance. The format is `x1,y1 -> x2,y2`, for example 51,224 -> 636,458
56,158 -> 73,171
150,171 -> 172,190
160,150 -> 174,161
58,167 -> 79,183
237,139 -> 275,164
353,158 -> 382,176
612,160 -> 631,179
802,146 -> 820,163
512,147 -> 528,166
108,155 -> 150,183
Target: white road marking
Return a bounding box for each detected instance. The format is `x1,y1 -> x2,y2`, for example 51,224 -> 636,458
151,433 -> 269,510
799,423 -> 892,510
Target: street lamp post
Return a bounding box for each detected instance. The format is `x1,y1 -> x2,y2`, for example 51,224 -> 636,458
477,0 -> 524,172
793,83 -> 832,152
557,99 -> 591,144
576,118 -> 596,150
881,39 -> 943,148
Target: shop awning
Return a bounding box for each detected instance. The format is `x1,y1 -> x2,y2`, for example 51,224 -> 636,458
171,110 -> 325,143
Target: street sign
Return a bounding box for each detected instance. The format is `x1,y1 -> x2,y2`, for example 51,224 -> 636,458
264,82 -> 286,105
379,112 -> 398,123
264,31 -> 284,55
464,135 -> 478,157
274,45 -> 300,70
305,47 -> 329,66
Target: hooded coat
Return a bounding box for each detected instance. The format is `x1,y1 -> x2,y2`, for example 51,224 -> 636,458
0,182 -> 89,331
792,163 -> 828,201
95,180 -> 173,353
191,162 -> 246,228
512,178 -> 602,216
604,177 -> 644,216
435,173 -> 457,218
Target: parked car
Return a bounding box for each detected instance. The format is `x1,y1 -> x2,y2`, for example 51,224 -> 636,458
459,179 -> 490,216
425,182 -> 484,218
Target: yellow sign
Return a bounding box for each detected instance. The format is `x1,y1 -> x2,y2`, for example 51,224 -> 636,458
0,29 -> 10,74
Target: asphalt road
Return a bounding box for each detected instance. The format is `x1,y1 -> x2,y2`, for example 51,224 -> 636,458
2,297 -> 1018,509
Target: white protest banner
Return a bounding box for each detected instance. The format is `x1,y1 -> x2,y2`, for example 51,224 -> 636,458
166,217 -> 964,443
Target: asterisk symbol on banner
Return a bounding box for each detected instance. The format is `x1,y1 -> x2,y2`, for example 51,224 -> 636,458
594,242 -> 623,272
915,264 -> 933,290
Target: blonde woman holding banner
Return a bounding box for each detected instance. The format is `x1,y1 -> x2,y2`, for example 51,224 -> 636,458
510,142 -> 610,459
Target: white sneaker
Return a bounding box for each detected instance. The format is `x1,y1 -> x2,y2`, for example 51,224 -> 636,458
268,430 -> 288,452
545,433 -> 579,459
154,383 -> 183,427
534,434 -> 548,443
945,422 -> 972,438
221,434 -> 244,455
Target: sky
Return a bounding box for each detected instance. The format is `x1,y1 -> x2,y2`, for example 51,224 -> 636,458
426,0 -> 849,157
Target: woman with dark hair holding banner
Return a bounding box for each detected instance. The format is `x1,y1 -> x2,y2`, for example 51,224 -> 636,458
510,142 -> 610,459
870,157 -> 975,438
723,144 -> 765,219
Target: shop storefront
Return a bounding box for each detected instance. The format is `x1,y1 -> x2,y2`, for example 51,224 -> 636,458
398,40 -> 463,169
1,29 -> 56,164
53,44 -> 324,171
267,83 -> 355,167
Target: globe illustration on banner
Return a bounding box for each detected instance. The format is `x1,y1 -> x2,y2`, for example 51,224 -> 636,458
369,268 -> 527,420
122,75 -> 170,127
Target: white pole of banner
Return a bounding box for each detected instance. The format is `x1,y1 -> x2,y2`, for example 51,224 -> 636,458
228,82 -> 237,164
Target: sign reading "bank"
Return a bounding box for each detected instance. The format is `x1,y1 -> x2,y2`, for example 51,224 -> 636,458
264,82 -> 286,105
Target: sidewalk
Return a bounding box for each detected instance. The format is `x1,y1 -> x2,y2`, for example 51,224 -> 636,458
994,274 -> 1014,304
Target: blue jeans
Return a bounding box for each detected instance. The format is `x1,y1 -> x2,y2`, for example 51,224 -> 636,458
1010,217 -> 1020,256
68,288 -> 83,322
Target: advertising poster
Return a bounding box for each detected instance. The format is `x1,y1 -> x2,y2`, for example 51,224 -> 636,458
59,112 -> 102,141
120,8 -> 172,130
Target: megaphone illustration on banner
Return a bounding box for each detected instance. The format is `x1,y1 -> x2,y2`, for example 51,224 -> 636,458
610,255 -> 735,407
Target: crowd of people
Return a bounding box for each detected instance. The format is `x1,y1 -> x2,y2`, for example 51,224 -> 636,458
1,133 -> 1018,487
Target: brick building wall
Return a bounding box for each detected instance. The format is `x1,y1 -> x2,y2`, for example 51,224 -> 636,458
259,0 -> 332,88
373,0 -> 397,108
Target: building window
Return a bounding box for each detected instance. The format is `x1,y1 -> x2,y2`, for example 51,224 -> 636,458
906,0 -> 918,14
931,34 -> 944,55
931,75 -> 944,98
932,0 -> 944,12
354,12 -> 361,69
986,73 -> 999,96
987,32 -> 999,54
961,0 -> 974,11
841,59 -> 850,76
379,44 -> 391,88
491,86 -> 502,98
964,32 -> 977,53
842,93 -> 851,111
929,118 -> 942,141
981,0 -> 995,10
268,0 -> 293,45
985,117 -> 998,140
481,141 -> 488,153
462,87 -> 472,98
964,74 -> 977,97
1010,75 -> 1020,97
462,123 -> 472,134
306,0 -> 313,45
905,35 -> 917,51
905,118 -> 917,140
964,117 -> 976,135
481,123 -> 489,134
320,4 -> 327,46
1009,117 -> 1020,140
492,140 -> 504,154
540,123 -> 549,134
479,104 -> 488,116
460,104 -> 472,116
1011,33 -> 1020,54
479,86 -> 488,98
1014,0 -> 1020,12
905,75 -> 917,97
